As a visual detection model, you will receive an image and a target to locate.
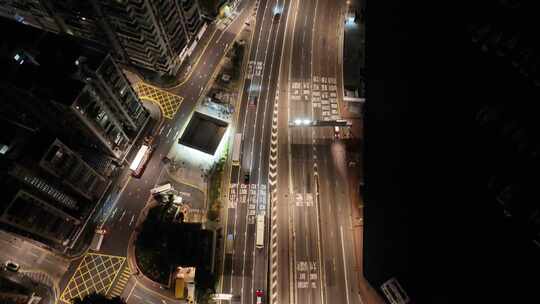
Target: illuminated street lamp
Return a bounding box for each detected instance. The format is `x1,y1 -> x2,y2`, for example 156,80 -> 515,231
302,119 -> 311,125
294,119 -> 302,125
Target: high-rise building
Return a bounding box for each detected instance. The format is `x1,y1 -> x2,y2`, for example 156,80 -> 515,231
0,0 -> 206,76
0,18 -> 150,251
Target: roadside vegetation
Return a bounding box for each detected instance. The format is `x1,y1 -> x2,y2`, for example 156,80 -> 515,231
207,142 -> 228,221
135,204 -> 216,301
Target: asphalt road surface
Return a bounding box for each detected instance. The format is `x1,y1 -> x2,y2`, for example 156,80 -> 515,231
0,230 -> 69,283
55,1 -> 257,303
276,0 -> 363,303
221,0 -> 291,303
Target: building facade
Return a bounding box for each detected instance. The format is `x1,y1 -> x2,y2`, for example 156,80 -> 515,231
0,18 -> 149,251
0,0 -> 206,75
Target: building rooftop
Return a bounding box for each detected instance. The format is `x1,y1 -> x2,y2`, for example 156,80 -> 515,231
0,17 -> 106,105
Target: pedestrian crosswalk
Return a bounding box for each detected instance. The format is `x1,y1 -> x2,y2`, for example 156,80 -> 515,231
108,266 -> 131,298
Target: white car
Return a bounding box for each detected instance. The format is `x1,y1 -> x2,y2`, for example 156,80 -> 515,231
334,126 -> 340,139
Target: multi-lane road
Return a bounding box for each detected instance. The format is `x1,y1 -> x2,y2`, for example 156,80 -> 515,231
2,0 -> 367,303
55,1 -> 257,303
222,0 -> 363,303
275,0 -> 363,303
221,0 -> 290,303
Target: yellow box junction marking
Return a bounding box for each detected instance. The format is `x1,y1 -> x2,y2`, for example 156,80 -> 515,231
60,253 -> 125,303
134,82 -> 183,119
108,265 -> 131,298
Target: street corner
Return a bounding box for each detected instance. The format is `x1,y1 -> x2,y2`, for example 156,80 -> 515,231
134,82 -> 184,119
150,178 -> 206,219
59,253 -> 126,303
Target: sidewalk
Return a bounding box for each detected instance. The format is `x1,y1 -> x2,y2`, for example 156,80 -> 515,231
346,147 -> 385,304
165,152 -> 208,195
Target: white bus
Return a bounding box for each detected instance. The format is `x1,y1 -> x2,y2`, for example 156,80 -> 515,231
90,229 -> 106,252
150,183 -> 173,195
232,133 -> 242,166
255,214 -> 265,249
130,144 -> 152,177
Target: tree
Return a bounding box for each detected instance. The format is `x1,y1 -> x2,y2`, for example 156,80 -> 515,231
73,293 -> 125,304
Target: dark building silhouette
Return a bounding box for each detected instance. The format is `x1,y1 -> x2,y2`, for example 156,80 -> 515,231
364,0 -> 540,302
0,18 -> 149,251
0,0 -> 206,76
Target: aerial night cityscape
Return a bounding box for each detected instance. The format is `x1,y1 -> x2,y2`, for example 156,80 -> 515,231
1,0 -> 540,304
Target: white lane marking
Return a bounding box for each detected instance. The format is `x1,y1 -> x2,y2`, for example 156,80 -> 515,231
29,251 -> 39,258
119,210 -> 127,222
165,128 -> 172,137
238,0 -> 280,301
129,215 -> 136,227
158,125 -> 165,135
110,207 -> 118,219
174,131 -> 180,139
340,225 -> 351,304
133,294 -> 141,300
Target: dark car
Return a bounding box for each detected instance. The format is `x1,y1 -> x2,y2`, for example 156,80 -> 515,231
249,95 -> 258,106
244,173 -> 250,184
273,13 -> 281,23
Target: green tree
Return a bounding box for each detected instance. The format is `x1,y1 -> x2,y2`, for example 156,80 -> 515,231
73,293 -> 125,304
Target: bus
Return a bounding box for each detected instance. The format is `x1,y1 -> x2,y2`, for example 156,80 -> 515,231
175,278 -> 185,299
232,133 -> 242,166
150,183 -> 173,195
90,228 -> 106,252
130,144 -> 152,178
256,214 -> 265,249
226,233 -> 234,254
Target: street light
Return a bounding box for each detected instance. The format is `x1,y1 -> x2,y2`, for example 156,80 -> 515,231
294,119 -> 302,125
302,119 -> 311,125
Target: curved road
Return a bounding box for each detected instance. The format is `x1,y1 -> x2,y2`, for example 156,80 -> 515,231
57,1 -> 257,303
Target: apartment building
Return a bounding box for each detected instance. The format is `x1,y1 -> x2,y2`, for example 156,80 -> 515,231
0,18 -> 149,250
0,0 -> 206,76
